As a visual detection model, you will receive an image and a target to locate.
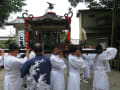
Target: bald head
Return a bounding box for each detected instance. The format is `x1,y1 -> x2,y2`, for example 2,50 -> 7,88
33,43 -> 44,56
34,43 -> 41,47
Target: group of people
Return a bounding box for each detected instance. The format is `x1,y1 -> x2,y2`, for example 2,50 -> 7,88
0,42 -> 117,90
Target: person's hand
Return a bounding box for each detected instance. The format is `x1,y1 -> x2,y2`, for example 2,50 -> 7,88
42,50 -> 45,56
26,49 -> 29,58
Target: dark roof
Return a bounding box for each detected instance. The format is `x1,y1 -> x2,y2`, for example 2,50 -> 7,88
27,12 -> 70,31
77,8 -> 112,17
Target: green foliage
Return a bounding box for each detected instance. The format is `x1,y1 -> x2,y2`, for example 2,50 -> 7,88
88,0 -> 115,9
68,0 -> 120,8
68,0 -> 93,7
61,32 -> 67,43
0,41 -> 7,49
0,0 -> 26,25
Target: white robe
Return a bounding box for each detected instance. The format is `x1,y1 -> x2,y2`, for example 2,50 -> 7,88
87,54 -> 96,72
93,48 -> 117,90
82,54 -> 90,78
0,53 -> 8,67
29,51 -> 36,59
67,54 -> 84,90
4,55 -> 28,90
83,53 -> 96,78
0,56 -> 4,66
50,54 -> 66,90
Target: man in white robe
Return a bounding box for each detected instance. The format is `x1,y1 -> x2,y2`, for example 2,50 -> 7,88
28,42 -> 41,59
82,49 -> 96,82
87,44 -> 96,73
0,49 -> 4,68
28,41 -> 41,59
4,43 -> 29,90
50,47 -> 67,90
93,44 -> 117,90
82,52 -> 91,83
67,46 -> 85,90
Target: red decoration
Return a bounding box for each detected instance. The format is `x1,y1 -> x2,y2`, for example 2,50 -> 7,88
67,30 -> 70,41
65,16 -> 71,45
24,18 -> 30,49
48,12 -> 56,14
25,31 -> 29,42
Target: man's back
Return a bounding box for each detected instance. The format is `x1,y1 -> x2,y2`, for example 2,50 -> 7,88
20,56 -> 51,90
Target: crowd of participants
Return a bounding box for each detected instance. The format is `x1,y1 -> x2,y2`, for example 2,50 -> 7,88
0,42 -> 117,90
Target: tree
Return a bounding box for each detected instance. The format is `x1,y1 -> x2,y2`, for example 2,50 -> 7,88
68,0 -> 120,8
88,0 -> 120,9
0,0 -> 26,25
68,0 -> 93,7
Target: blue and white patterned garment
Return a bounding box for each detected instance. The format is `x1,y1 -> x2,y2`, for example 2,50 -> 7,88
20,56 -> 51,90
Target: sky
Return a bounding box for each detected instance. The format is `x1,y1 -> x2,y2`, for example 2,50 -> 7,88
1,0 -> 88,39
0,26 -> 15,37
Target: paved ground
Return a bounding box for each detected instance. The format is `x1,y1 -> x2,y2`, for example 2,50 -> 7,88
0,69 -> 120,90
0,69 -> 4,90
80,70 -> 120,90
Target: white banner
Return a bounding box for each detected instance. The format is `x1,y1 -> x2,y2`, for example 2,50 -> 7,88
18,30 -> 25,47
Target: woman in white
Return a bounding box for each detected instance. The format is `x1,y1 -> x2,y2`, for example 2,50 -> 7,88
93,44 -> 117,90
50,48 -> 66,90
4,43 -> 29,90
67,46 -> 84,90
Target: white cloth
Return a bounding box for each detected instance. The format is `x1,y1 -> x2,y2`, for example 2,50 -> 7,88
82,54 -> 90,78
4,55 -> 28,90
67,54 -> 84,90
93,48 -> 117,90
82,53 -> 96,78
50,54 -> 66,90
87,54 -> 96,72
0,56 -> 4,66
29,51 -> 36,59
82,49 -> 96,69
0,53 -> 8,67
105,60 -> 111,72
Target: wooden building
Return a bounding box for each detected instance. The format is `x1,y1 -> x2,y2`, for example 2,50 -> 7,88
77,9 -> 120,48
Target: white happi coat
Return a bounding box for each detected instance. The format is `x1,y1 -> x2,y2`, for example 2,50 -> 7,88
93,48 -> 117,90
29,51 -> 36,59
50,54 -> 67,90
4,55 -> 28,90
67,54 -> 84,90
